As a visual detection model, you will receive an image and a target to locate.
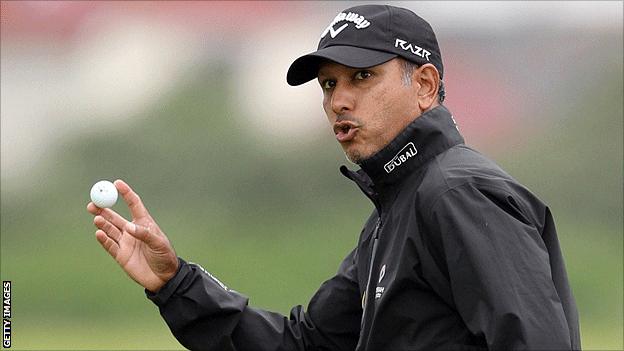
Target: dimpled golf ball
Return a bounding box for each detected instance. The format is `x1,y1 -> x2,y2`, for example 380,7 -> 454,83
90,180 -> 118,208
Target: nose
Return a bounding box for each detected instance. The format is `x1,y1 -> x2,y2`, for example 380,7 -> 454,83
330,83 -> 355,115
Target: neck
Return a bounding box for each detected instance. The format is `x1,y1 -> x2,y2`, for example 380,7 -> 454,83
353,105 -> 463,186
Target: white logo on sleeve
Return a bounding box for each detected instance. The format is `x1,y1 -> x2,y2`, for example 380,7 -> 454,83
189,261 -> 230,291
395,38 -> 431,61
321,11 -> 371,39
384,142 -> 418,173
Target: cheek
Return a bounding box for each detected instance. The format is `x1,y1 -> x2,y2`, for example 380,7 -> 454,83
366,89 -> 394,126
322,93 -> 332,114
357,87 -> 386,118
322,95 -> 329,110
382,87 -> 414,119
369,88 -> 414,138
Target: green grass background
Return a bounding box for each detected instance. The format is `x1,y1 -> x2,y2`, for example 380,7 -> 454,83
1,61 -> 622,350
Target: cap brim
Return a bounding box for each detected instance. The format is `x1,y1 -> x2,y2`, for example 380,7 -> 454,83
287,46 -> 397,86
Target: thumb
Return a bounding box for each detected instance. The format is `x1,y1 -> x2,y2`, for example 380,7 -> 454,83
125,222 -> 158,247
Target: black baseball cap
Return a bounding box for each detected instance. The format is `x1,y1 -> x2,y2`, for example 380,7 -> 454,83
287,4 -> 443,86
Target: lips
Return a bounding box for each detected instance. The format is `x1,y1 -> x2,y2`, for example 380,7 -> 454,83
334,121 -> 360,142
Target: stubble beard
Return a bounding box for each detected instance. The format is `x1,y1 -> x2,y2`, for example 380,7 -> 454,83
345,150 -> 362,165
344,146 -> 370,165
344,135 -> 390,165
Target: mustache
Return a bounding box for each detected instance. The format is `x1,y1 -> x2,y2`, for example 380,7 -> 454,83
336,114 -> 363,126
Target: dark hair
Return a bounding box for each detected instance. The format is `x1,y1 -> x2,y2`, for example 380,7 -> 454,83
400,59 -> 445,103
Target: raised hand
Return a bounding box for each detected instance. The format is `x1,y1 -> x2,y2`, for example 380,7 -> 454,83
87,179 -> 179,292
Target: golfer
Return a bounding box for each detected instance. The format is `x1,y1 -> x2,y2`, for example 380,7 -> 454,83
87,5 -> 581,350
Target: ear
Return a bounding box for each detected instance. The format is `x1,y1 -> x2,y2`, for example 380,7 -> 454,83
415,64 -> 440,111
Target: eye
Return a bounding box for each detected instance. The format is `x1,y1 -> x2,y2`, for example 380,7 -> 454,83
354,70 -> 371,80
321,79 -> 336,90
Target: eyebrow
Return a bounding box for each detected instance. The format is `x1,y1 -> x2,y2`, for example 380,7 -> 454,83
318,65 -> 376,79
317,75 -> 333,86
317,68 -> 330,80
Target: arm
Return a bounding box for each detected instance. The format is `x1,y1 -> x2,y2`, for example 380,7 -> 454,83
87,179 -> 361,350
424,183 -> 575,350
148,250 -> 362,351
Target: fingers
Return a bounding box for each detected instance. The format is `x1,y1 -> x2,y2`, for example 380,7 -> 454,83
114,179 -> 149,219
94,216 -> 123,243
100,208 -> 129,230
95,230 -> 120,258
124,222 -> 159,247
88,203 -> 128,228
86,202 -> 102,215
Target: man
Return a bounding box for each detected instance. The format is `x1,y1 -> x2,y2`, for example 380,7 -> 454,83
87,5 -> 581,350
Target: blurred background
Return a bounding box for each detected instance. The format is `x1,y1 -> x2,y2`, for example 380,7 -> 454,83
1,1 -> 622,349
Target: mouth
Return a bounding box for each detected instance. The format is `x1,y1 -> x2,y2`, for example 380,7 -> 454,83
333,121 -> 360,143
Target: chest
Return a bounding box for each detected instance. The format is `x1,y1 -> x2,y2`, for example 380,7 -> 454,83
355,200 -> 427,303
353,196 -> 468,350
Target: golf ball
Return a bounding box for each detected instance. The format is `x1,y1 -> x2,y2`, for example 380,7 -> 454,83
90,180 -> 118,208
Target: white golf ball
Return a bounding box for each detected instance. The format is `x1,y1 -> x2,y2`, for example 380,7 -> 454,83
90,180 -> 118,208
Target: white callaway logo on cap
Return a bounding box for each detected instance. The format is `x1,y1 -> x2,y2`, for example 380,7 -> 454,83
321,11 -> 371,39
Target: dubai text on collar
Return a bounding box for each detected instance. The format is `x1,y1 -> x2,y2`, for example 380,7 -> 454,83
384,142 -> 418,173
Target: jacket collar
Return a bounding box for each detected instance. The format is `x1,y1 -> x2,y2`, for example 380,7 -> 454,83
340,105 -> 464,194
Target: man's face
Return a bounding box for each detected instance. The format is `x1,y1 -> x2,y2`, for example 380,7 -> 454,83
318,58 -> 421,164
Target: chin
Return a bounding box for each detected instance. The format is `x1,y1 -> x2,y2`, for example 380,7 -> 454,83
345,147 -> 371,165
345,153 -> 362,165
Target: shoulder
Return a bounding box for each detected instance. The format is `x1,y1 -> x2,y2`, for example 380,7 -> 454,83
415,144 -> 545,221
416,144 -> 511,198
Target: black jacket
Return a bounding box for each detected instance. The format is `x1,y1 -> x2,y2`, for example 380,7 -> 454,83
147,105 -> 581,350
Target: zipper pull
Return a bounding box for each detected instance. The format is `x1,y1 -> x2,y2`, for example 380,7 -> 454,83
372,217 -> 381,238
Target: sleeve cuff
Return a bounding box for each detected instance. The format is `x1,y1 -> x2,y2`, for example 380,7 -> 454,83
145,257 -> 190,306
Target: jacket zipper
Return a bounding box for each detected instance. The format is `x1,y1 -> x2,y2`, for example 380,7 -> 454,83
360,216 -> 382,328
355,217 -> 382,350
